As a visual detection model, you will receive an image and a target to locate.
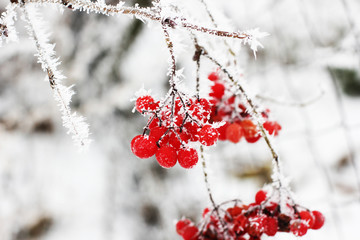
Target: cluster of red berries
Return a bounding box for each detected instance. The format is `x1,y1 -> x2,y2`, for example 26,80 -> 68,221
176,188 -> 325,240
131,93 -> 220,169
207,72 -> 282,144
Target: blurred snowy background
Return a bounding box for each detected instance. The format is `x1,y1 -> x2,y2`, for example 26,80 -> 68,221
1,0 -> 360,239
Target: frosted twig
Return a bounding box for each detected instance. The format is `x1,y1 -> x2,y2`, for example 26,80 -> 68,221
0,3 -> 18,46
22,5 -> 91,149
201,50 -> 284,189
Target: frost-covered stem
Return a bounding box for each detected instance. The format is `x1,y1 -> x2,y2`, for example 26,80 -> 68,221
22,6 -> 90,148
202,52 -> 283,187
199,146 -> 228,235
162,26 -> 176,88
181,21 -> 250,40
23,0 -> 161,21
197,0 -> 236,58
200,146 -> 216,208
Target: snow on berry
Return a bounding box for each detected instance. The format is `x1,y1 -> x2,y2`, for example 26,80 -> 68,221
155,145 -> 177,168
131,135 -> 157,159
135,95 -> 159,113
178,148 -> 199,169
255,190 -> 267,204
176,185 -> 325,240
199,125 -> 219,146
311,211 -> 325,230
290,220 -> 308,237
132,90 -> 220,168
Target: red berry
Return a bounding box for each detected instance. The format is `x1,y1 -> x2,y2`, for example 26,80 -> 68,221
135,95 -> 159,112
178,148 -> 198,169
210,82 -> 225,99
234,214 -> 248,233
217,122 -> 229,141
248,216 -> 265,237
155,146 -> 177,168
148,118 -> 159,129
255,190 -> 267,204
239,120 -> 261,143
182,225 -> 199,240
263,121 -> 282,136
176,219 -> 192,236
149,126 -> 169,146
311,211 -> 325,230
199,125 -> 219,146
202,208 -> 210,218
299,211 -> 314,228
226,123 -> 243,143
208,72 -> 219,81
183,122 -> 200,141
131,135 -> 157,159
290,220 -> 308,237
264,217 -> 278,236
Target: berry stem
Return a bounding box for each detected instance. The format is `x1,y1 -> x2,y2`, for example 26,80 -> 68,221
201,51 -> 284,189
199,145 -> 228,235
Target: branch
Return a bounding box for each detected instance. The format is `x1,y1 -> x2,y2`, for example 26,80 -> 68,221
22,5 -> 91,149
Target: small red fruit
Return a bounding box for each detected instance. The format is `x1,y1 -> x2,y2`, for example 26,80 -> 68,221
131,135 -> 157,159
263,121 -> 282,136
199,125 -> 219,146
290,220 -> 308,237
178,148 -> 199,169
155,146 -> 177,168
176,219 -> 192,236
217,122 -> 229,141
311,211 -> 325,230
240,120 -> 261,143
208,72 -> 219,81
255,190 -> 267,204
226,122 -> 243,143
264,217 -> 278,236
135,95 -> 159,112
182,225 -> 199,240
210,82 -> 225,99
299,211 -> 314,228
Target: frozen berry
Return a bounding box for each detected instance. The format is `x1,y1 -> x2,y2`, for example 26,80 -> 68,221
182,225 -> 199,240
178,148 -> 198,169
248,216 -> 265,237
299,211 -> 314,228
226,122 -> 243,143
150,126 -> 169,145
290,220 -> 308,237
155,146 -> 177,168
131,135 -> 157,159
264,217 -> 278,236
311,211 -> 325,230
184,122 -> 200,141
176,219 -> 192,236
208,72 -> 219,81
263,121 -> 282,136
217,122 -> 229,141
135,95 -> 159,112
240,120 -> 261,143
199,125 -> 219,146
255,190 -> 267,204
210,82 -> 225,99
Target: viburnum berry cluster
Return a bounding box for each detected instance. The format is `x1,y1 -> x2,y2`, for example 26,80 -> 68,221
131,89 -> 221,169
208,71 -> 282,144
176,187 -> 325,240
